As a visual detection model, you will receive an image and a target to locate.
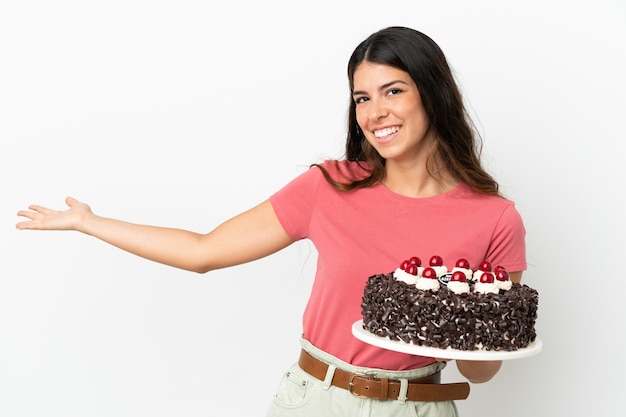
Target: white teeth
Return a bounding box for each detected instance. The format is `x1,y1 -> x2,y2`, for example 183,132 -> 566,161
374,126 -> 399,138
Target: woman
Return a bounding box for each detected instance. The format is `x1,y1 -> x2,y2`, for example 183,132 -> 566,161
16,27 -> 526,416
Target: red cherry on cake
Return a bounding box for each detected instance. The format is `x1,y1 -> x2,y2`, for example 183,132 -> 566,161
495,269 -> 509,282
455,258 -> 470,269
429,255 -> 443,267
400,259 -> 418,275
422,267 -> 437,279
478,260 -> 492,271
494,265 -> 506,275
409,256 -> 422,267
450,271 -> 467,282
400,260 -> 411,271
480,272 -> 495,283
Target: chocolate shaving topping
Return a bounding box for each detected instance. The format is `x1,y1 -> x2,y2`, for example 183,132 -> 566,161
361,273 -> 539,351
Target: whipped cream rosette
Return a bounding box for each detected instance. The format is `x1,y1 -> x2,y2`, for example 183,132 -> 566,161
472,260 -> 495,282
494,266 -> 513,291
427,255 -> 448,277
473,271 -> 500,294
393,267 -> 419,285
447,270 -> 470,294
450,258 -> 473,282
394,257 -> 424,285
415,267 -> 441,291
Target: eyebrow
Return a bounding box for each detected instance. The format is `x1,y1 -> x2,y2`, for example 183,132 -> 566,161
352,80 -> 410,97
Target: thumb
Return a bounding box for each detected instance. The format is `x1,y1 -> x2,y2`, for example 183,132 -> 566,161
65,196 -> 79,207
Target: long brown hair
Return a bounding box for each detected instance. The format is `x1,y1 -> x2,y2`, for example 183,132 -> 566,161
315,26 -> 501,196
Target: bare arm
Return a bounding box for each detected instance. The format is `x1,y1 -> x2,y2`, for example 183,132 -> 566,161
16,197 -> 294,273
454,270 -> 523,383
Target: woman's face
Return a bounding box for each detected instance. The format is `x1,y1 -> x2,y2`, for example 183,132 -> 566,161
352,62 -> 435,165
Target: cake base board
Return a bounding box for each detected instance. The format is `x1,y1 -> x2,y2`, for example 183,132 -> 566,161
352,320 -> 542,361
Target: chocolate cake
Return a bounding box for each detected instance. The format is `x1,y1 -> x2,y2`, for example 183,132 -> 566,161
360,256 -> 539,352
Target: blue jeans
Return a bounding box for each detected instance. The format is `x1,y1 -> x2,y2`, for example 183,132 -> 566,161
265,338 -> 458,417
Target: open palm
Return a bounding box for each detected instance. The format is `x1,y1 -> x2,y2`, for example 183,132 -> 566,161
16,197 -> 91,231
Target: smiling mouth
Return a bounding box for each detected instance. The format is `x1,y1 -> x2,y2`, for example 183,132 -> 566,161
374,126 -> 400,138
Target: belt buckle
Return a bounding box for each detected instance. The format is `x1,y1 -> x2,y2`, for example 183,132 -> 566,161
348,372 -> 375,398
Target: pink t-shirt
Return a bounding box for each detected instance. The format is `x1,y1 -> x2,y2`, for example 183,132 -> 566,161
270,161 -> 526,370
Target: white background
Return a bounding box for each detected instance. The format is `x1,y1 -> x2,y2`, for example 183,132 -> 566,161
1,1 -> 625,416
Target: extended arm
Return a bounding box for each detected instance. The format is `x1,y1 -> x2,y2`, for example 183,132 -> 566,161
16,196 -> 294,273
454,270 -> 523,383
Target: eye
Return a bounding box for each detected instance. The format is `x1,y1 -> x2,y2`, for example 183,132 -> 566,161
387,88 -> 403,96
354,96 -> 369,104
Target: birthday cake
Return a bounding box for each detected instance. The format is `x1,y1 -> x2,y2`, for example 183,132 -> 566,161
360,256 -> 538,352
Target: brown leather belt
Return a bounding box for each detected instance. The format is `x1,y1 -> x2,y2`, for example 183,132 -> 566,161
298,349 -> 470,402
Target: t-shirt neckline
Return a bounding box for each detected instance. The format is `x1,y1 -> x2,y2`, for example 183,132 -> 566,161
374,181 -> 466,202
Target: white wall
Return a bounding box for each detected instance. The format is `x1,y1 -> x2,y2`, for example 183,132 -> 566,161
2,1 -> 624,416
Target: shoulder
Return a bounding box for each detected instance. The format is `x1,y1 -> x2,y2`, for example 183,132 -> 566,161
452,183 -> 525,225
271,159 -> 374,207
455,183 -> 517,208
270,160 -> 360,200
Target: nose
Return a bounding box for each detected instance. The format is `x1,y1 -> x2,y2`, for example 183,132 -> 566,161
368,98 -> 389,122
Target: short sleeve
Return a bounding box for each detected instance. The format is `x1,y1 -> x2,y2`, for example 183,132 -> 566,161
486,203 -> 527,272
269,166 -> 323,241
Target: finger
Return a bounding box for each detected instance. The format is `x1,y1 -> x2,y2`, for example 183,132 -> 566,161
16,220 -> 33,230
16,210 -> 37,220
16,216 -> 43,229
27,204 -> 55,215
